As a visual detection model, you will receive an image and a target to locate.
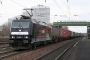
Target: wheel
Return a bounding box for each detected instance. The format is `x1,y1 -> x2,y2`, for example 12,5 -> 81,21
33,43 -> 37,49
44,41 -> 46,45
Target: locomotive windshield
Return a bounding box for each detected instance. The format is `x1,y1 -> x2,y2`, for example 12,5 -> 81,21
12,22 -> 30,28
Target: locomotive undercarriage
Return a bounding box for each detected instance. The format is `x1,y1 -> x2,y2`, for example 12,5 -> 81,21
9,38 -> 32,49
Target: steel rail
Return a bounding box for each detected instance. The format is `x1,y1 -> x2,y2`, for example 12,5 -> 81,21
55,38 -> 82,60
35,37 -> 83,60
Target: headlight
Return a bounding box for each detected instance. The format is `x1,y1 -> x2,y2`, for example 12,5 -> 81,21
25,36 -> 28,38
12,36 -> 15,38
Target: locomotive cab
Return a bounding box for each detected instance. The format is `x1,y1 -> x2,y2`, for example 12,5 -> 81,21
9,19 -> 34,49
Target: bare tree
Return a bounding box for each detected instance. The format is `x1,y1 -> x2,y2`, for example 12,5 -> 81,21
0,22 -> 11,37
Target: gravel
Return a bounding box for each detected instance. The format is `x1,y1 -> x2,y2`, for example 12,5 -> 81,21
2,40 -> 72,60
0,44 -> 9,47
0,38 -> 9,42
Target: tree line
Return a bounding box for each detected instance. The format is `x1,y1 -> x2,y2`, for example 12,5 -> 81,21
0,22 -> 11,37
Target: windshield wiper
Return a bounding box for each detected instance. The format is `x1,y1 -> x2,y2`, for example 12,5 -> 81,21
18,24 -> 23,28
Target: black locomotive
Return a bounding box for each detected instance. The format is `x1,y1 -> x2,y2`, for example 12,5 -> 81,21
9,18 -> 52,49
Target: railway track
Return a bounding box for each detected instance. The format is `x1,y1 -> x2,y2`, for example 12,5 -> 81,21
0,50 -> 17,59
0,46 -> 17,59
0,42 -> 8,43
0,43 -> 9,48
0,37 -> 83,60
0,38 -> 9,45
0,46 -> 27,60
0,46 -> 12,50
35,37 -> 83,60
0,40 -> 72,60
0,45 -> 44,60
0,42 -> 8,44
0,42 -> 9,48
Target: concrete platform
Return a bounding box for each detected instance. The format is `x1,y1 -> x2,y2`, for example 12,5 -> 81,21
66,37 -> 90,60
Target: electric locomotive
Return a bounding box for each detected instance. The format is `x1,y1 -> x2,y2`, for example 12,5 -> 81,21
9,18 -> 51,49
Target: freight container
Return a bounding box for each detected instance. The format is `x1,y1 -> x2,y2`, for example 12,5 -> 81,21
73,32 -> 76,38
68,31 -> 72,38
51,26 -> 59,37
71,31 -> 74,38
59,28 -> 64,38
64,30 -> 69,38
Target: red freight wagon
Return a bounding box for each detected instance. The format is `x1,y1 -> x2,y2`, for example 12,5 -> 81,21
63,30 -> 69,38
59,28 -> 64,38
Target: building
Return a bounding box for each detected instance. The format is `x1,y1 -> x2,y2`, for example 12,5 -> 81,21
8,18 -> 13,24
22,5 -> 50,24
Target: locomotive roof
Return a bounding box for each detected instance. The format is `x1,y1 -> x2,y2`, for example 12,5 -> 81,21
13,19 -> 31,22
31,19 -> 47,26
13,19 -> 48,26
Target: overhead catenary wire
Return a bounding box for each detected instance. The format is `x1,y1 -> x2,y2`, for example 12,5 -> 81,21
63,0 -> 71,15
3,5 -> 21,14
10,0 -> 49,19
45,0 -> 46,7
0,0 -> 2,16
10,0 -> 35,17
0,0 -> 2,4
67,0 -> 71,20
53,0 -> 69,19
10,0 -> 26,8
10,0 -> 33,17
0,0 -> 23,15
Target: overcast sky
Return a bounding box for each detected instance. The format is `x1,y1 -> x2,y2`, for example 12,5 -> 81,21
0,0 -> 89,33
